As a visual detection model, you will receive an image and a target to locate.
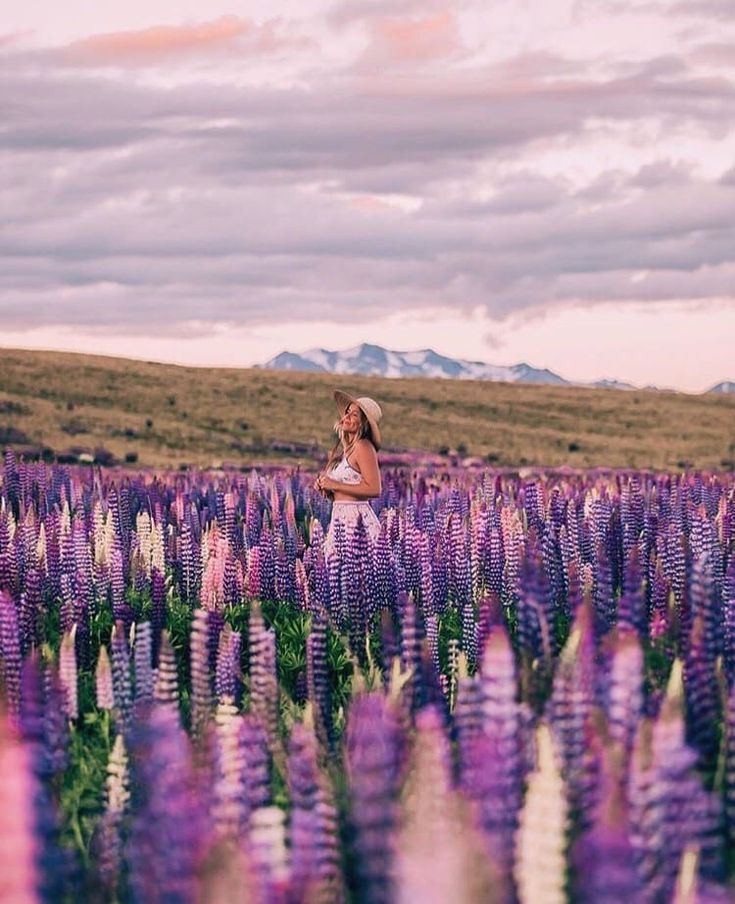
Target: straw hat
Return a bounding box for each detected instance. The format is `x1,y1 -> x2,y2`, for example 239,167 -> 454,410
333,389 -> 383,451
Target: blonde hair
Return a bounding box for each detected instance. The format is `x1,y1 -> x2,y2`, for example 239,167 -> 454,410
324,407 -> 375,472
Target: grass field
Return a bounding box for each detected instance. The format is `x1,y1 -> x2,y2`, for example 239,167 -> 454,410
0,347 -> 733,471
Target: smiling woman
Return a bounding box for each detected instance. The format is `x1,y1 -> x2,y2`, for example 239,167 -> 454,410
314,390 -> 384,560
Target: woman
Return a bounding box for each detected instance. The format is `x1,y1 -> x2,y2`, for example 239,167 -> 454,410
314,390 -> 383,558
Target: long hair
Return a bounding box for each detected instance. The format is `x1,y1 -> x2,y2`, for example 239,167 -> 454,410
324,408 -> 374,472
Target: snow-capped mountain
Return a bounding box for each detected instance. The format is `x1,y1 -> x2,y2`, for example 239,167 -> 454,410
259,343 -> 730,393
259,343 -> 626,389
261,343 -> 566,384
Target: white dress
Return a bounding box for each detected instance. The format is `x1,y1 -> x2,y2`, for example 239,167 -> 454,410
322,454 -> 382,558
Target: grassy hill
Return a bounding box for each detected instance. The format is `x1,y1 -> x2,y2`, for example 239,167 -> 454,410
0,347 -> 733,472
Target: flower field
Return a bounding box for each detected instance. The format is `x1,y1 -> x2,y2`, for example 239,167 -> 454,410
0,447 -> 733,902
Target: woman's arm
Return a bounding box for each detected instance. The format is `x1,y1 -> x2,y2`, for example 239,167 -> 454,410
320,439 -> 381,500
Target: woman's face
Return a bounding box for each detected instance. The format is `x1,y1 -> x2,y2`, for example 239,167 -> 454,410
340,403 -> 362,432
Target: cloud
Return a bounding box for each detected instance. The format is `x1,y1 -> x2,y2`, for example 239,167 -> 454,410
351,10 -> 465,70
59,15 -> 303,66
0,2 -> 733,338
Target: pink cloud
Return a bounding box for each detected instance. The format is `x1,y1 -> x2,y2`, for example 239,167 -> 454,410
355,10 -> 465,69
59,15 -> 298,66
0,30 -> 34,48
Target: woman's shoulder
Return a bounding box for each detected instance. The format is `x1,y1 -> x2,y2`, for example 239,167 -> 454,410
355,437 -> 378,457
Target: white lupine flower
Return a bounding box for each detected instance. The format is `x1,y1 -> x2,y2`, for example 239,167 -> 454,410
60,498 -> 71,535
212,698 -> 245,838
514,723 -> 569,904
250,806 -> 289,885
135,512 -> 152,576
36,522 -> 47,572
151,521 -> 165,573
105,734 -> 130,815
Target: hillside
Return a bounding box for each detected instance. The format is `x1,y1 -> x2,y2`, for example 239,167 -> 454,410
0,348 -> 733,472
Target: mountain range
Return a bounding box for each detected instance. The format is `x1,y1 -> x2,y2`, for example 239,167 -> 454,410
259,343 -> 729,393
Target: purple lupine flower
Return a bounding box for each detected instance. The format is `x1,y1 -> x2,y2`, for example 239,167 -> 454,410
454,674 -> 484,785
464,627 -> 523,881
19,565 -> 42,656
287,719 -> 343,902
571,744 -> 642,902
249,603 -> 279,749
630,661 -> 724,901
0,589 -> 22,721
133,621 -> 154,709
110,620 -> 133,736
724,681 -> 735,845
306,614 -> 333,750
618,544 -> 646,638
239,712 -> 272,821
400,596 -> 425,714
724,555 -> 735,687
326,519 -> 348,630
606,627 -> 643,760
19,652 -> 72,900
127,703 -> 207,903
517,535 -> 552,664
487,525 -> 505,603
150,566 -> 166,667
346,692 -> 402,904
683,613 -> 720,767
594,536 -> 615,638
417,530 -> 435,619
545,597 -> 598,824
216,624 -> 240,703
346,513 -> 372,668
43,660 -> 70,780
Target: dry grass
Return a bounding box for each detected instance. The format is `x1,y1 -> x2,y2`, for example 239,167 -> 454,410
0,347 -> 733,472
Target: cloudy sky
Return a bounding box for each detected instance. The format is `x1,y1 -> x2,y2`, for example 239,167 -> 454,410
1,0 -> 734,392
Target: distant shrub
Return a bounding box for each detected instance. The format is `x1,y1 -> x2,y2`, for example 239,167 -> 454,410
146,418 -> 154,429
167,395 -> 176,407
15,445 -> 54,463
568,441 -> 581,452
456,442 -> 468,456
0,425 -> 31,444
125,452 -> 139,464
721,458 -> 734,470
485,452 -> 500,463
60,418 -> 89,436
66,401 -> 75,411
93,447 -> 116,467
0,400 -> 32,416
239,421 -> 249,431
437,445 -> 450,456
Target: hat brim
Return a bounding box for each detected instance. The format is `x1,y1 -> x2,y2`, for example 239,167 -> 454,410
333,389 -> 382,451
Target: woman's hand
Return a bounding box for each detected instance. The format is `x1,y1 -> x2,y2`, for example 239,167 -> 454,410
313,472 -> 333,496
